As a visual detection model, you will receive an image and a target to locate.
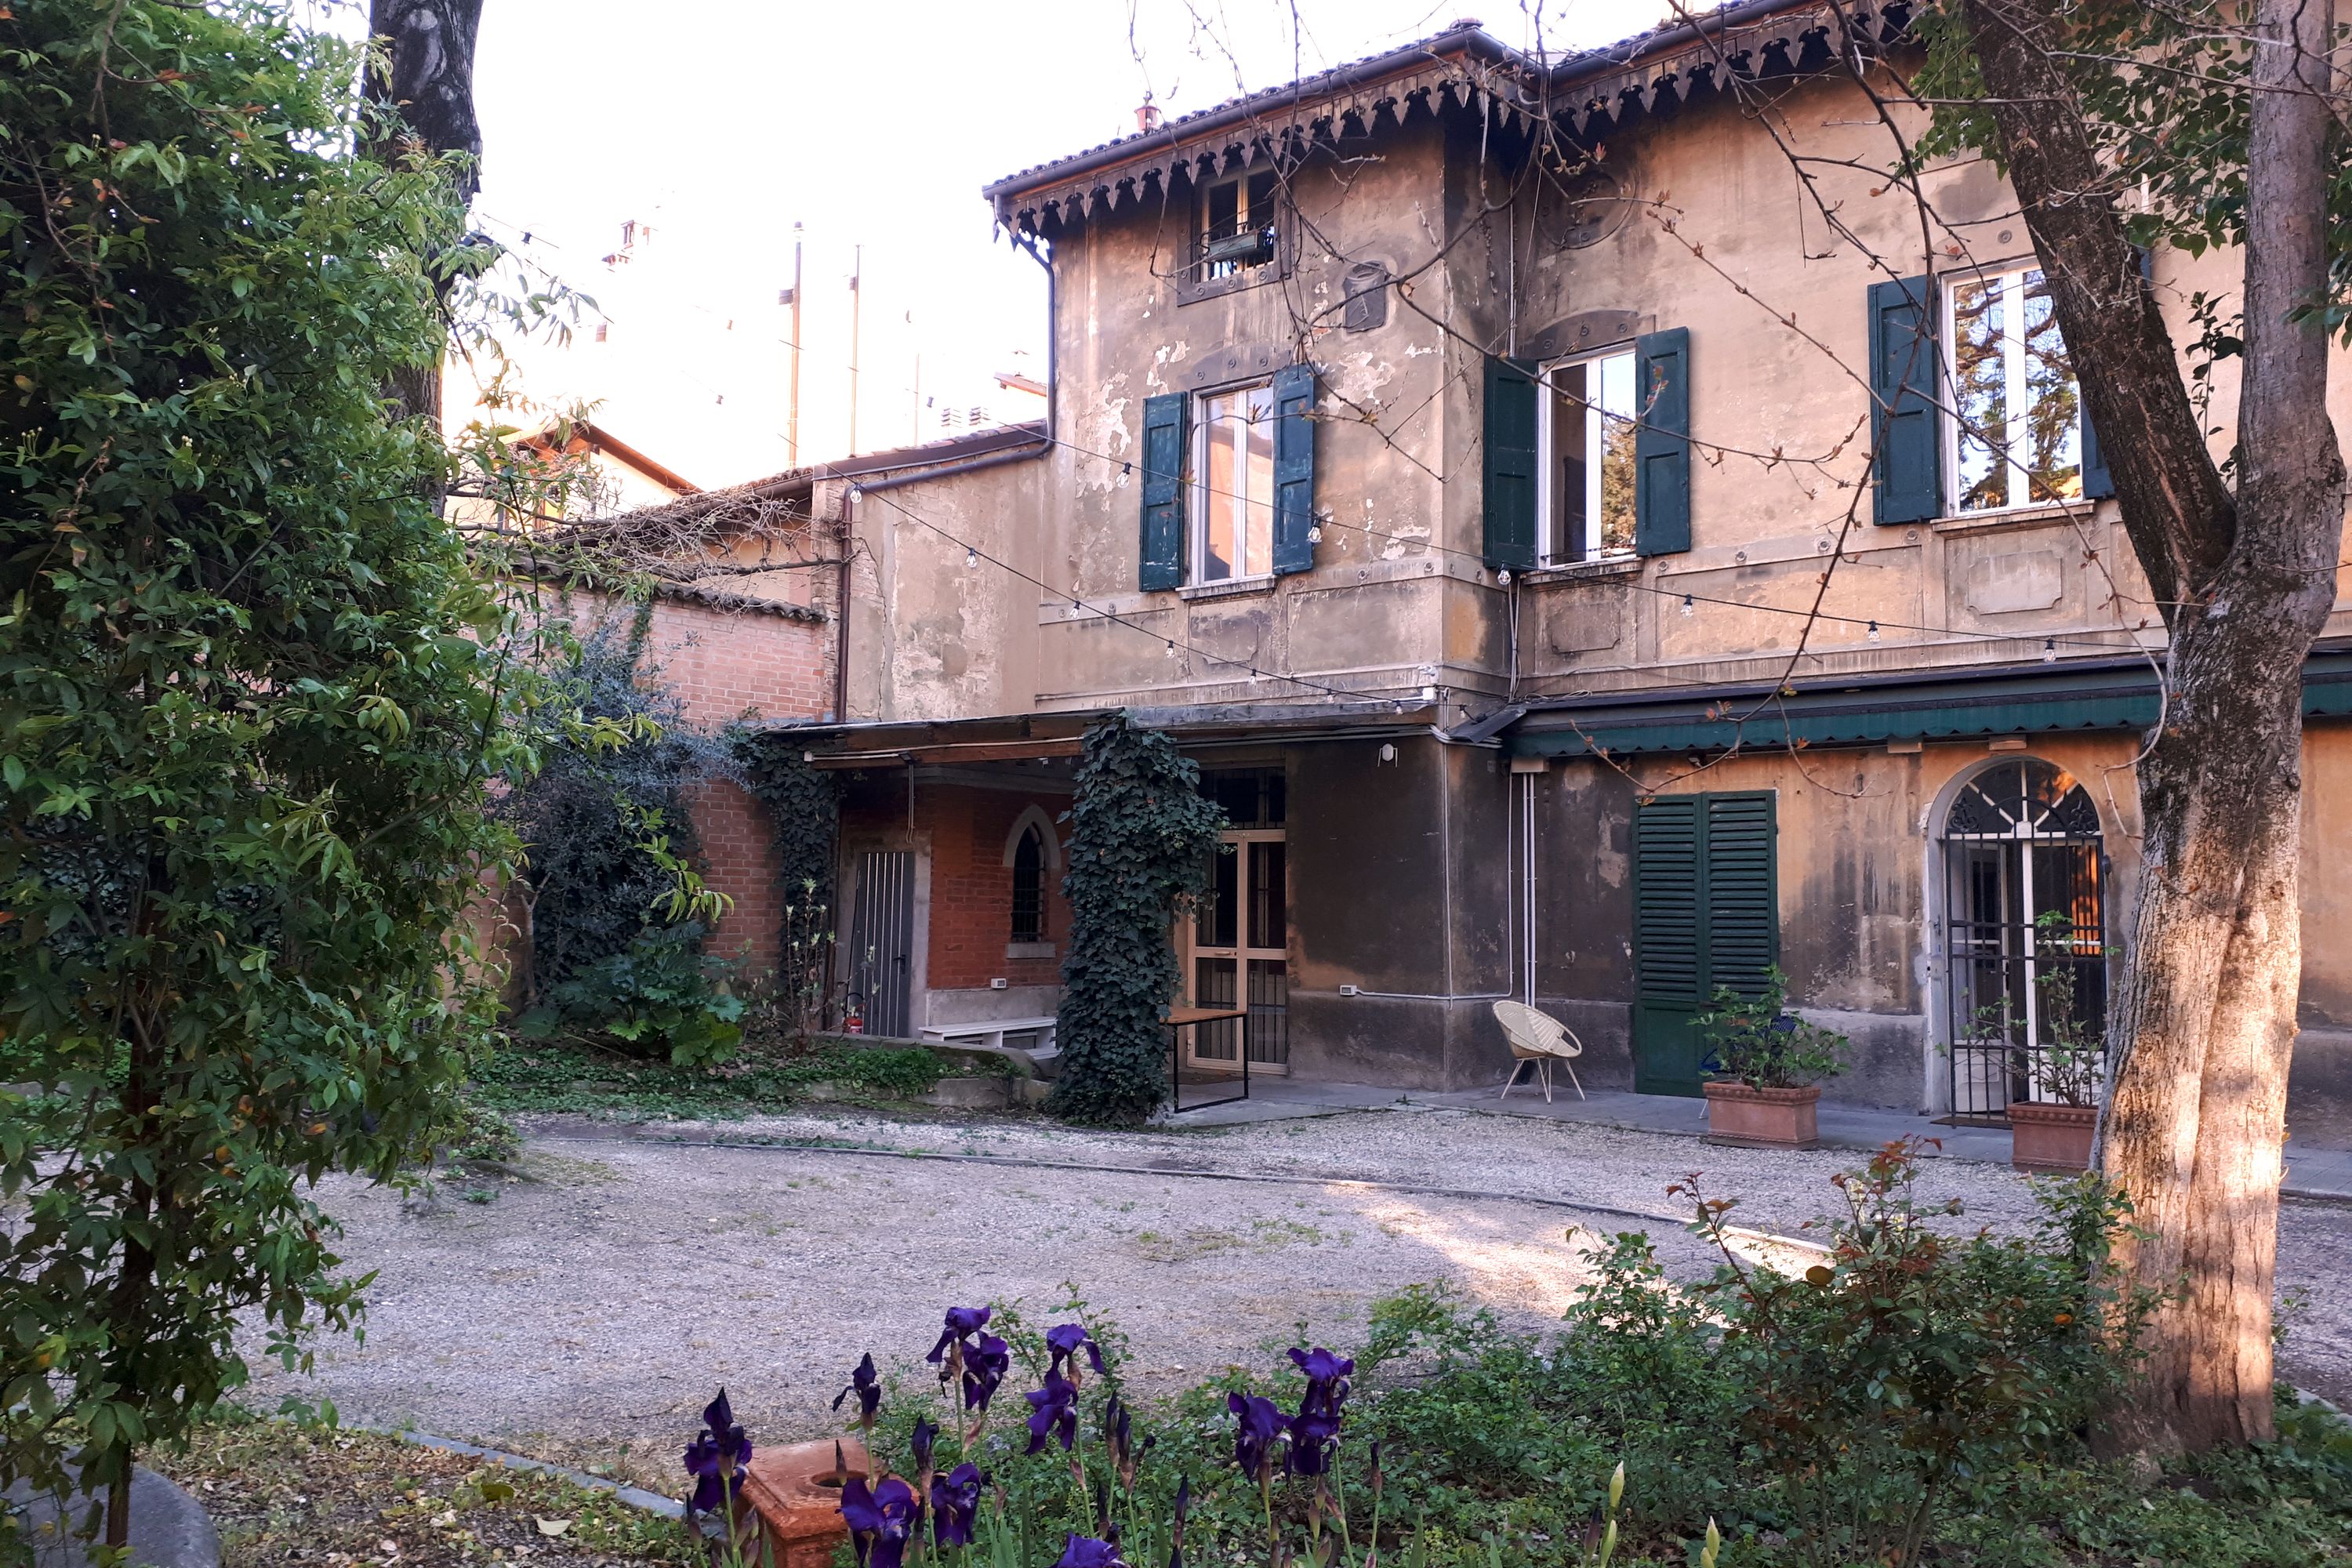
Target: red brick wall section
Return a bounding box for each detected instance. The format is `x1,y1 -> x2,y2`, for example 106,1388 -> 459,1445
633,597 -> 833,729
565,593 -> 835,975
923,786 -> 1069,992
691,779 -> 786,975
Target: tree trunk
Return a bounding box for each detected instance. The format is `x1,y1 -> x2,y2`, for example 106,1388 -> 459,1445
362,0 -> 485,445
1962,0 -> 2345,1454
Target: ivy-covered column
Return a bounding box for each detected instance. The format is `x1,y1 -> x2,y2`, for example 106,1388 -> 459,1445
1050,714 -> 1227,1123
736,735 -> 842,1041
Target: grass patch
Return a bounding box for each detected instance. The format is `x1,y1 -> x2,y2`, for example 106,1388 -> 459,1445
147,1414 -> 691,1566
467,1036 -> 945,1121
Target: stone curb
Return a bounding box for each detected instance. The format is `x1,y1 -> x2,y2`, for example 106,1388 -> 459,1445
365,1428 -> 684,1518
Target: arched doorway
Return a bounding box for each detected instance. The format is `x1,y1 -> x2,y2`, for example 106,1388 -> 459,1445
1940,759 -> 2107,1121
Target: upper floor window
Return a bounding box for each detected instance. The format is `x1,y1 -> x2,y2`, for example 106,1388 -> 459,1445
1948,267 -> 2083,512
1537,349 -> 1639,564
1199,170 -> 1277,282
1009,824 -> 1045,944
1192,380 -> 1276,583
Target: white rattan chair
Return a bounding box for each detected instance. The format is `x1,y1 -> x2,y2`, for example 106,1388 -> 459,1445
1491,1000 -> 1587,1102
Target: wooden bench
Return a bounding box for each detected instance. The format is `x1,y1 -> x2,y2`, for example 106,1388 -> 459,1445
921,1016 -> 1058,1056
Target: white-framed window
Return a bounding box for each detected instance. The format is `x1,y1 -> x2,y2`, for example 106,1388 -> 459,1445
1192,379 -> 1276,583
1947,267 -> 2084,513
1535,347 -> 1639,564
1198,170 -> 1277,282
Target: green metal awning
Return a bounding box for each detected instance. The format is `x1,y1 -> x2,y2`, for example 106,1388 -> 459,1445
1509,647 -> 2352,758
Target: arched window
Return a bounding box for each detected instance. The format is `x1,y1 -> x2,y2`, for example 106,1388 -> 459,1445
1941,760 -> 2107,1120
1010,824 -> 1045,944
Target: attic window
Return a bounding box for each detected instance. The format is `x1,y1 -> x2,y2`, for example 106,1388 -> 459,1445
1199,170 -> 1278,282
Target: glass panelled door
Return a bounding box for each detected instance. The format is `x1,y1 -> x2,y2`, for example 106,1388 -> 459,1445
1942,761 -> 2106,1121
1185,770 -> 1289,1073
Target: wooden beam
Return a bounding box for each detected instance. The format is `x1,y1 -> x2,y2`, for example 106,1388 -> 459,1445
808,739 -> 1084,768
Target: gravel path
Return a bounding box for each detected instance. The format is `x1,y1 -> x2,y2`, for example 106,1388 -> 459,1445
246,1105 -> 2352,1485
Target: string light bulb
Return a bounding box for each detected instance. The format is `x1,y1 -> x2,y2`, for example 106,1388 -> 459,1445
1867,620 -> 1880,643
1165,638 -> 1178,659
965,546 -> 978,568
2042,637 -> 2058,663
1307,525 -> 1322,543
1679,593 -> 1695,619
1497,568 -> 1513,586
846,485 -> 862,503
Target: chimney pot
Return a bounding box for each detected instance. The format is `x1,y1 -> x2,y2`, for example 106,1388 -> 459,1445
1136,95 -> 1163,133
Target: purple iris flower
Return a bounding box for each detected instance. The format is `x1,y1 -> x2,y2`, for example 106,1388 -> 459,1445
1228,1391 -> 1285,1479
927,1305 -> 993,1364
963,1332 -> 1011,1411
1055,1534 -> 1127,1568
684,1388 -> 753,1514
833,1352 -> 882,1421
929,1461 -> 984,1548
1288,1347 -> 1354,1419
1169,1474 -> 1190,1568
1287,1407 -> 1342,1475
1025,1370 -> 1080,1454
1046,1323 -> 1105,1381
911,1416 -> 938,1476
840,1475 -> 920,1568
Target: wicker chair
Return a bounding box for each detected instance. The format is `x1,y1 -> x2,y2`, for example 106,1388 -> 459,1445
1490,1000 -> 1587,1102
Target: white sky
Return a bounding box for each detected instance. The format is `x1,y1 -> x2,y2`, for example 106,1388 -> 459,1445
452,0 -> 1669,488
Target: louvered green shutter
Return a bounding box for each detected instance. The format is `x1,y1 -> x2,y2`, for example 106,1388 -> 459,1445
1270,362 -> 1317,575
1869,275 -> 1941,524
1482,355 -> 1538,571
1632,791 -> 1779,1095
1139,391 -> 1187,591
1634,327 -> 1691,556
1704,793 -> 1778,998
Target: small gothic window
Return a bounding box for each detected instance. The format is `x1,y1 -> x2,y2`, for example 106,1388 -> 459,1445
1010,824 -> 1046,943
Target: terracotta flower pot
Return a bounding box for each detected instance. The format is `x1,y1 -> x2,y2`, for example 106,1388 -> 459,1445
737,1436 -> 869,1568
2009,1101 -> 2097,1173
1703,1080 -> 1821,1149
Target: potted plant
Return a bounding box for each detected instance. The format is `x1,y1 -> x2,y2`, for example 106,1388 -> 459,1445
2007,917 -> 2106,1173
1695,967 -> 1849,1148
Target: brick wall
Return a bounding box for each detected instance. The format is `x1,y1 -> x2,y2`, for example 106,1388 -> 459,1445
554,590 -> 835,975
836,779 -> 1074,994
921,786 -> 1069,991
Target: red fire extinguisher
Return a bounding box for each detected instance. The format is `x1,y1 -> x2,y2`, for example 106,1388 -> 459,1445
844,995 -> 865,1035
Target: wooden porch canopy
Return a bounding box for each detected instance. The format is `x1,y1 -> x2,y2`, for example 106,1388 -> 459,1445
767,699 -> 1444,771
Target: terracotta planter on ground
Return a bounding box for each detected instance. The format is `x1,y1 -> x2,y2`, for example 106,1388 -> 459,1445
1702,1080 -> 1821,1149
2009,1101 -> 2097,1173
737,1436 -> 868,1568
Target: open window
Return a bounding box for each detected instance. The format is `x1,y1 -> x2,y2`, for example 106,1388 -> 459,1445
1947,267 -> 2084,513
1138,364 -> 1318,591
1198,169 -> 1278,282
1537,348 -> 1639,564
1193,380 -> 1276,583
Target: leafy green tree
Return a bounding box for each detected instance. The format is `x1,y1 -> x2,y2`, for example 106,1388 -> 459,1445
1049,715 -> 1227,1123
0,0 -> 539,1544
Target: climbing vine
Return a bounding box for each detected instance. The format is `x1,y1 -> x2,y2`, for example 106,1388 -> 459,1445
737,734 -> 843,1040
1049,714 -> 1228,1124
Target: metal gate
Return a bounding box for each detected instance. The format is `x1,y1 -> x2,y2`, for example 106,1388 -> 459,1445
1940,760 -> 2107,1122
846,850 -> 915,1039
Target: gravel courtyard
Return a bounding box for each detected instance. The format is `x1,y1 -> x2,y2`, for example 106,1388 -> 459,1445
247,1105 -> 2352,1485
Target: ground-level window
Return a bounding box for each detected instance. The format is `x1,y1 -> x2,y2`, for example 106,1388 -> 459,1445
1182,768 -> 1287,1073
1192,382 -> 1276,583
1538,348 -> 1639,563
1940,760 -> 2106,1120
1948,267 -> 2084,512
1009,823 -> 1045,943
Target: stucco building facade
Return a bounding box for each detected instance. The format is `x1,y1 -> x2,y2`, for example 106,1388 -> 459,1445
757,2 -> 2352,1142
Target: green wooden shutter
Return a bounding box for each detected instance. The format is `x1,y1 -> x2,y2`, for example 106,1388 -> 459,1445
1633,790 -> 1779,1095
1634,327 -> 1692,556
1703,793 -> 1778,997
1869,275 -> 1941,524
1633,797 -> 1704,1007
1140,391 -> 1187,591
1270,361 -> 1317,576
1482,354 -> 1538,571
